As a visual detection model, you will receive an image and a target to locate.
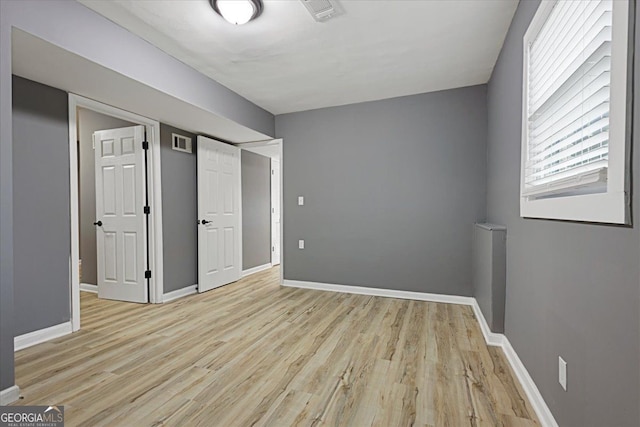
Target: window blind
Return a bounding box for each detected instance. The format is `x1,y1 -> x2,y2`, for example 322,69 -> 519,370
525,0 -> 612,195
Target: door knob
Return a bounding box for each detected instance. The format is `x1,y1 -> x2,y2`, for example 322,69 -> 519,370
93,220 -> 103,227
200,219 -> 211,225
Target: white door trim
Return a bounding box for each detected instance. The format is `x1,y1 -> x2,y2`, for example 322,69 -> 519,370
238,139 -> 283,285
270,158 -> 281,266
68,94 -> 164,332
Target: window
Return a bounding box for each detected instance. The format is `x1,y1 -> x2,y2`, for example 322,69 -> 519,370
521,0 -> 632,224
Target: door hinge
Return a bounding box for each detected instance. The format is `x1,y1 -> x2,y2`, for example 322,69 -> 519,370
145,270 -> 152,279
142,140 -> 149,150
144,206 -> 151,215
272,246 -> 275,252
272,170 -> 274,175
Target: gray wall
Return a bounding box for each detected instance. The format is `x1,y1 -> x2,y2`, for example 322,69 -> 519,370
160,124 -> 198,293
242,150 -> 272,270
0,2 -> 14,390
12,76 -> 71,337
275,85 -> 487,295
0,0 -> 274,390
472,225 -> 506,333
486,1 -> 640,426
77,108 -> 134,285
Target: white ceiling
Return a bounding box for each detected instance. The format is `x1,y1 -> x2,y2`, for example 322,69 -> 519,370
78,0 -> 518,115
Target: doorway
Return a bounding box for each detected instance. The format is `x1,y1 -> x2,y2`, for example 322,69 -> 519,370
238,139 -> 283,283
76,109 -> 135,297
69,95 -> 164,331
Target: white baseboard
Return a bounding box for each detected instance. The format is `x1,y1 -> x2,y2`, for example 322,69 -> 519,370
80,283 -> 97,293
242,263 -> 272,278
469,299 -> 505,347
162,285 -> 198,303
0,385 -> 20,405
282,278 -> 557,427
470,302 -> 557,426
14,321 -> 73,352
501,337 -> 558,427
283,279 -> 475,306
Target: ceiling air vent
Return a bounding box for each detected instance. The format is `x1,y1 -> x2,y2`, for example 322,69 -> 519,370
300,0 -> 342,22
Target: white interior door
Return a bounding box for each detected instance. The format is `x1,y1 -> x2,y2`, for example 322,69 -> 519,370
94,125 -> 148,303
271,158 -> 281,266
197,135 -> 241,292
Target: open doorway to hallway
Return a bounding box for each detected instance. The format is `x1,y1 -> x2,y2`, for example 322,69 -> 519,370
76,108 -> 136,297
69,95 -> 165,331
239,139 -> 283,280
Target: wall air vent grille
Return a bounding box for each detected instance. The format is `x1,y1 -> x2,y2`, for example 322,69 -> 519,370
300,0 -> 342,22
172,133 -> 192,153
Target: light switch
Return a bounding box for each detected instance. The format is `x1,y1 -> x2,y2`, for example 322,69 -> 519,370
298,239 -> 305,249
298,196 -> 304,206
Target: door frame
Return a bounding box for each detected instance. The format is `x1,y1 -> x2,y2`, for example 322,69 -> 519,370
68,94 -> 164,331
270,157 -> 281,266
238,139 -> 283,285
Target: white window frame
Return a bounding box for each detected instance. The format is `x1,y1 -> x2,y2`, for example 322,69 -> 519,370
520,0 -> 632,224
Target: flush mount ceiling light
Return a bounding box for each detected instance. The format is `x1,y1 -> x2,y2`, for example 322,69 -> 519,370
210,0 -> 263,25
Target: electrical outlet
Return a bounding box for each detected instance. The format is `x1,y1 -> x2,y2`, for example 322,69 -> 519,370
298,239 -> 305,249
298,196 -> 304,206
558,356 -> 567,391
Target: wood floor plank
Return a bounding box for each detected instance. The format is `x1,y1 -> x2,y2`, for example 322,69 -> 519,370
257,389 -> 315,427
11,267 -> 539,426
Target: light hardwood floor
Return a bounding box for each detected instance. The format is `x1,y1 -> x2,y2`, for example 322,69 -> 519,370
13,267 -> 538,426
